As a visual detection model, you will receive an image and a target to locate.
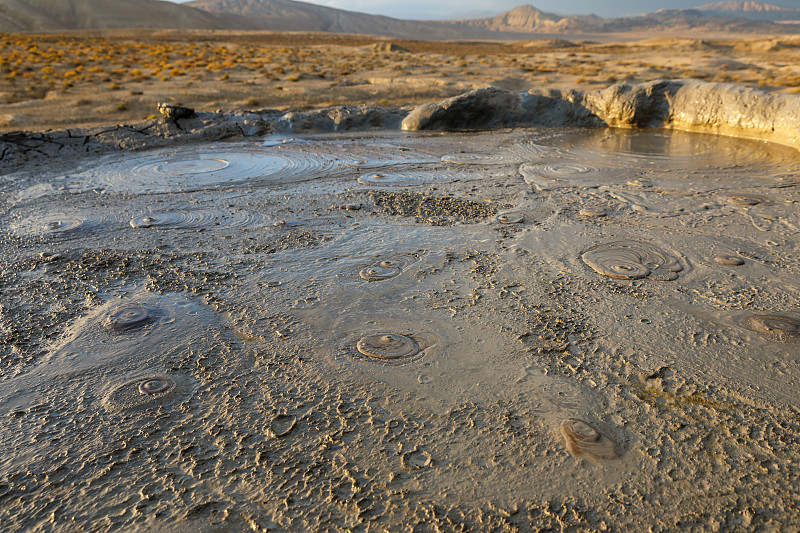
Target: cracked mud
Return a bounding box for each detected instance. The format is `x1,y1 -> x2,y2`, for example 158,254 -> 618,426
1,126 -> 800,531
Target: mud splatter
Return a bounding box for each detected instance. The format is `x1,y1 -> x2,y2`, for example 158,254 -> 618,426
560,418 -> 618,461
269,414 -> 297,437
740,314 -> 800,342
582,241 -> 683,281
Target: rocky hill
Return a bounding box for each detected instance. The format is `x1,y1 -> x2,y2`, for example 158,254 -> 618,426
0,0 -> 257,32
450,5 -> 604,33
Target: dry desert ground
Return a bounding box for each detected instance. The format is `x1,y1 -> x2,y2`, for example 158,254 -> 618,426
1,29 -> 800,132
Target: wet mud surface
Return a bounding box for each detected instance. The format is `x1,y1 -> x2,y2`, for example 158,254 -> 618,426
1,127 -> 800,530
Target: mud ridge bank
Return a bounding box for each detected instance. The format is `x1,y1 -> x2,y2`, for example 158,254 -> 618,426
2,79 -> 799,171
403,80 -> 800,149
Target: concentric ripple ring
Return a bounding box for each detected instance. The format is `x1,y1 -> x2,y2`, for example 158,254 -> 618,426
357,172 -> 444,186
103,306 -> 155,333
360,264 -> 402,281
442,152 -> 522,165
582,241 -> 683,281
138,377 -> 175,395
107,375 -> 179,412
740,315 -> 800,342
356,333 -> 421,360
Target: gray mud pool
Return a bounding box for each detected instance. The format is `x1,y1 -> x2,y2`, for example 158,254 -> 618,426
1,127 -> 799,531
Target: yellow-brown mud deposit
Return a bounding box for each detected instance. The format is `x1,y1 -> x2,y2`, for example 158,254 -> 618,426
1,114 -> 799,530
2,30 -> 800,132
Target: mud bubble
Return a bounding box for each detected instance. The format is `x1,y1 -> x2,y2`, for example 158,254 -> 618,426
105,375 -> 181,412
7,213 -> 114,237
103,305 -> 158,334
496,212 -> 525,224
727,194 -> 766,206
582,241 -> 683,281
560,418 -> 618,461
357,171 -> 456,187
358,254 -> 419,282
714,254 -> 745,266
353,332 -> 438,365
579,206 -> 609,217
740,314 -> 800,342
360,260 -> 403,281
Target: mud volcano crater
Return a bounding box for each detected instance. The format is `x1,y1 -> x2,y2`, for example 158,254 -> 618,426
3,80 -> 800,532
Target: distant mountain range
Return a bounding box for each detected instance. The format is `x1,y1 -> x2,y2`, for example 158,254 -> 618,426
450,4 -> 796,33
695,2 -> 800,21
185,0 -> 502,39
0,0 -> 798,35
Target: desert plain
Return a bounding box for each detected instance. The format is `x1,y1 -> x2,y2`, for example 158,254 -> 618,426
1,29 -> 800,131
1,27 -> 800,532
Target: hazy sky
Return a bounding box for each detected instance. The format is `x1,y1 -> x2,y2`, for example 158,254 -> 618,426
168,1 -> 799,20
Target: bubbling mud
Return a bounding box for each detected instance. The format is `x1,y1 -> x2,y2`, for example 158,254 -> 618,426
7,213 -> 113,237
357,171 -> 459,186
357,254 -> 419,282
357,333 -> 420,360
519,161 -> 629,189
138,376 -> 173,395
105,375 -> 180,412
78,145 -> 358,193
740,315 -> 800,342
103,306 -> 157,334
353,332 -> 438,365
359,260 -> 403,281
129,210 -> 262,230
507,139 -> 553,161
441,152 -> 523,165
560,418 -> 618,461
496,212 -> 525,224
582,241 -> 683,281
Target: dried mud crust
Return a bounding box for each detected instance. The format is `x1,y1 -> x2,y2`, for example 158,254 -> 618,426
355,190 -> 504,225
0,249 -> 232,374
2,339 -> 800,532
2,128 -> 800,531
